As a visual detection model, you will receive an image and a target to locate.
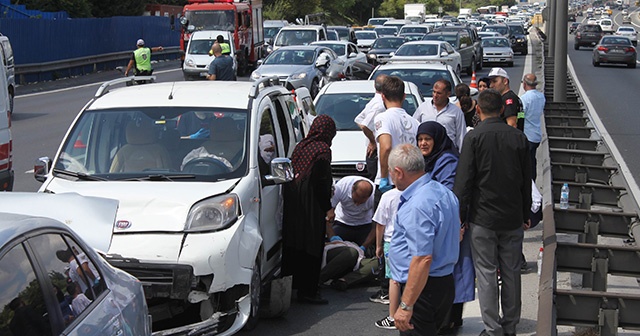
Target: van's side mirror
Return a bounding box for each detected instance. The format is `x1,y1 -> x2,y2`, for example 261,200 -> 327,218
180,16 -> 188,26
440,51 -> 448,57
187,25 -> 196,33
460,43 -> 468,48
265,158 -> 294,184
257,59 -> 263,66
34,156 -> 51,183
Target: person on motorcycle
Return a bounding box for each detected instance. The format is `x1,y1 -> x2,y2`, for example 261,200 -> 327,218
124,39 -> 164,76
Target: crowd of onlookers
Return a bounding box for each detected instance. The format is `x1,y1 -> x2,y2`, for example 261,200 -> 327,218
281,66 -> 545,336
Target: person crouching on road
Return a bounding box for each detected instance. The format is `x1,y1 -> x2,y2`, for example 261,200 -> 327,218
325,176 -> 376,249
124,39 -> 163,77
207,44 -> 235,81
388,144 -> 460,335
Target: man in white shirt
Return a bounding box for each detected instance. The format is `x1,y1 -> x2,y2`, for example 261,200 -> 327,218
354,74 -> 387,180
413,79 -> 467,152
374,76 -> 420,193
326,176 -> 376,248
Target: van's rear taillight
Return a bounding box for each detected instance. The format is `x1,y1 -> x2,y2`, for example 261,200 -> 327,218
0,140 -> 11,170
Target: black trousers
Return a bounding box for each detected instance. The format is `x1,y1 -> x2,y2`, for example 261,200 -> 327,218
283,246 -> 322,298
399,274 -> 455,336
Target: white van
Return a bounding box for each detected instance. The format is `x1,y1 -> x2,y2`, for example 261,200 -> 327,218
0,34 -> 14,115
34,77 -> 316,335
182,30 -> 237,81
272,25 -> 327,51
0,43 -> 12,191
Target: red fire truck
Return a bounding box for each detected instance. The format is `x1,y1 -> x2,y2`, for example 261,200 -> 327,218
180,0 -> 264,76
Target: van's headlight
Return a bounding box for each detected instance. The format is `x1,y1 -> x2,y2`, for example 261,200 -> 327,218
185,194 -> 239,232
251,71 -> 261,80
185,58 -> 195,67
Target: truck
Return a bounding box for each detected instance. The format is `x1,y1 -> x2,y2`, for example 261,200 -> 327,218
404,3 -> 426,23
179,0 -> 263,77
459,8 -> 473,18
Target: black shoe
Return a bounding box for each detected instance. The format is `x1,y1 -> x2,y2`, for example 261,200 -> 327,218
521,261 -> 531,272
297,293 -> 329,305
479,330 -> 491,336
330,279 -> 348,291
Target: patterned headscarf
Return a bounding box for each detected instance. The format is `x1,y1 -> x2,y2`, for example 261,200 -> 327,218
291,115 -> 336,181
416,121 -> 458,173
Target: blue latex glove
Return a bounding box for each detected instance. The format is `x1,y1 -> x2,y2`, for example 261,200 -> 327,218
379,177 -> 392,193
329,235 -> 343,242
189,128 -> 210,139
359,245 -> 366,252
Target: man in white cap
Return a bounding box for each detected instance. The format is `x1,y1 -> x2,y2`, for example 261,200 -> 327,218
487,67 -> 524,131
124,39 -> 164,77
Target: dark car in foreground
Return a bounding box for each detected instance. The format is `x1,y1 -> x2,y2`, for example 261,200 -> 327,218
575,24 -> 605,49
592,35 -> 637,68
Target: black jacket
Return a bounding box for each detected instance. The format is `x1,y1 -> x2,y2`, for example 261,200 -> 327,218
453,117 -> 531,231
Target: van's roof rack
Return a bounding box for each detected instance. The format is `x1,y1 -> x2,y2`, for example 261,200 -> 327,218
95,76 -> 156,98
249,76 -> 284,98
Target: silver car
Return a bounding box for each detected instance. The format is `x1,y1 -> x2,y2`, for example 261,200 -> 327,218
481,37 -> 514,67
0,193 -> 151,336
251,45 -> 345,98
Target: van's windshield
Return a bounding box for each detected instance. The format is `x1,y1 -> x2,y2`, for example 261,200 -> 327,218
55,108 -> 248,181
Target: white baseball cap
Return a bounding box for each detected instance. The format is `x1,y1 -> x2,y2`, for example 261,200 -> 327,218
487,67 -> 509,80
136,39 -> 145,46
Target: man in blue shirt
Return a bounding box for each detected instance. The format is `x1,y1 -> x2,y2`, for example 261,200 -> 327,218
207,44 -> 235,81
520,73 -> 546,179
388,144 -> 460,335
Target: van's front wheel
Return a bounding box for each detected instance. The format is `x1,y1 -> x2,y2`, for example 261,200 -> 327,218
244,256 -> 262,330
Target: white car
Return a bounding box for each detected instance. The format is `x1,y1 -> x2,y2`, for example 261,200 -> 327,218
615,26 -> 637,45
390,41 -> 463,76
311,41 -> 367,74
313,80 -> 424,179
34,77 -> 316,335
182,30 -> 237,81
599,18 -> 614,34
355,30 -> 378,52
481,36 -> 514,67
369,61 -> 474,101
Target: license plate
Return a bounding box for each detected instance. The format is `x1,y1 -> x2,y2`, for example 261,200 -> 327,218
609,49 -> 624,53
489,58 -> 502,62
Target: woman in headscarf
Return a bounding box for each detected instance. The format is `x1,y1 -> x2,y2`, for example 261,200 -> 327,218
282,114 -> 336,305
416,121 -> 474,334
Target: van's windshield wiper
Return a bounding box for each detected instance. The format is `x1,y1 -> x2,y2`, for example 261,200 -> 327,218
53,168 -> 108,181
122,174 -> 196,181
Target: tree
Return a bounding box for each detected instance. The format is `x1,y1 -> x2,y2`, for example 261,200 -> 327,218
11,0 -> 92,18
89,0 -> 146,17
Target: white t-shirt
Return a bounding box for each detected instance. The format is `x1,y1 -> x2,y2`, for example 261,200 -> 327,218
69,253 -> 100,294
71,293 -> 92,315
373,107 -> 420,184
354,93 -> 385,132
331,176 -> 375,226
413,101 -> 467,152
372,188 -> 402,242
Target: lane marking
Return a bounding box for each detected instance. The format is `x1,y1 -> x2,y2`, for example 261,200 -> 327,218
16,67 -> 182,99
567,56 -> 640,210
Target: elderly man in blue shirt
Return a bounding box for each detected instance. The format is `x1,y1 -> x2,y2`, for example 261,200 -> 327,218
388,143 -> 461,335
520,73 -> 546,179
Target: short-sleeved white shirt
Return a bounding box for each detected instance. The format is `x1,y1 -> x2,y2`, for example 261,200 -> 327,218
331,176 -> 375,226
413,101 -> 467,152
373,188 -> 402,242
354,93 -> 385,133
373,107 -> 420,184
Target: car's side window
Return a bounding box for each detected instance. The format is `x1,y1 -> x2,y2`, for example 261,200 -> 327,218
0,243 -> 53,336
258,107 -> 278,177
29,234 -> 106,326
273,99 -> 292,155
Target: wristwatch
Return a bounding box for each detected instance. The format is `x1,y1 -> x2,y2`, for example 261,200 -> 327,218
399,301 -> 413,311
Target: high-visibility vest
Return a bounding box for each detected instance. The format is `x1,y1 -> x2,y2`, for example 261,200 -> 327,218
134,47 -> 152,71
220,42 -> 231,54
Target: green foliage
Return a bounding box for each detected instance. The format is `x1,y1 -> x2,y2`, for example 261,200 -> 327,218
263,0 -> 320,22
11,0 -> 92,18
89,0 -> 147,17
